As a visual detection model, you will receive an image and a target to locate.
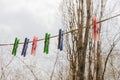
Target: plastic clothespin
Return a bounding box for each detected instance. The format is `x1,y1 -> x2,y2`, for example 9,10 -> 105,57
21,38 -> 29,57
12,37 -> 20,56
44,33 -> 50,54
31,36 -> 38,56
58,29 -> 64,51
92,17 -> 99,41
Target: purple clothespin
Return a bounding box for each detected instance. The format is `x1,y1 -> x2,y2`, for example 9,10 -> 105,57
58,29 -> 64,51
21,38 -> 29,57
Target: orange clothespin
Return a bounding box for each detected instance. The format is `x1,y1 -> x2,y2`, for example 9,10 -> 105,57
31,36 -> 38,56
92,17 -> 99,41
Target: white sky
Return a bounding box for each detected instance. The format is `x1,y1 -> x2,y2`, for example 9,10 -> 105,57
0,0 -> 62,43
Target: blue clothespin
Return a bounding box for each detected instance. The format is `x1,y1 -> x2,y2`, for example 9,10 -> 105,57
21,38 -> 29,57
58,29 -> 64,51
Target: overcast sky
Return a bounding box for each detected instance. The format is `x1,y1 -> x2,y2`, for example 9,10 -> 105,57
0,0 -> 62,44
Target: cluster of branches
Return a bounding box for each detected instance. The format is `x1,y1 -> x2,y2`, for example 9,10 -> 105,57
60,0 -> 120,80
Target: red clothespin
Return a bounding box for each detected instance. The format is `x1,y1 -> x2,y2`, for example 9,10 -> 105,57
92,17 -> 99,41
31,36 -> 38,56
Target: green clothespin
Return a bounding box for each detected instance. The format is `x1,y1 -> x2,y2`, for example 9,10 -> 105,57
44,33 -> 48,53
12,37 -> 20,56
44,33 -> 50,54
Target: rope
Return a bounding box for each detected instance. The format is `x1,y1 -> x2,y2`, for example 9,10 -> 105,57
0,13 -> 120,46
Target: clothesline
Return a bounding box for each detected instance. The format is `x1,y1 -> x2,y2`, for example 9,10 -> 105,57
0,13 -> 120,46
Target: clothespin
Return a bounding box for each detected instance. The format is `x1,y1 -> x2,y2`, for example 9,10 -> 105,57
44,33 -> 50,54
21,38 -> 29,57
58,29 -> 64,51
92,17 -> 99,41
31,36 -> 38,56
12,37 -> 20,56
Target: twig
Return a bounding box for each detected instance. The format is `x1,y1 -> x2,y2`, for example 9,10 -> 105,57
50,52 -> 59,80
16,56 -> 38,80
102,35 -> 120,80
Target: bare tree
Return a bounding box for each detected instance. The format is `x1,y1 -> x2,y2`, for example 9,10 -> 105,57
61,0 -> 120,80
